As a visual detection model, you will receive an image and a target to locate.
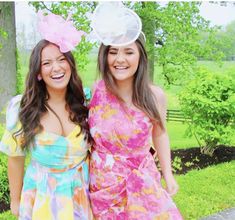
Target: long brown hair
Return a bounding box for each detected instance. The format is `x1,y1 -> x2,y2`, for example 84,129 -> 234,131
15,39 -> 92,149
97,35 -> 164,129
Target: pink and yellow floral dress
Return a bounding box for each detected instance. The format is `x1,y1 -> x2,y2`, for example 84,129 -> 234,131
88,80 -> 183,220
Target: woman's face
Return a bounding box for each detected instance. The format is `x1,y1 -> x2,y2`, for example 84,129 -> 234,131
39,44 -> 71,93
107,42 -> 140,84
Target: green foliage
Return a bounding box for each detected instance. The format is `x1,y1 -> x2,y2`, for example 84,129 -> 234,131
172,156 -> 182,173
130,2 -> 161,80
212,20 -> 235,60
129,2 -> 222,84
0,154 -> 10,205
0,210 -> 17,220
0,123 -> 4,139
29,2 -> 221,85
29,1 -> 96,72
179,68 -> 235,155
0,28 -> 8,54
0,28 -> 8,40
0,122 -> 9,205
0,3 -> 10,54
16,49 -> 24,94
155,2 -> 223,85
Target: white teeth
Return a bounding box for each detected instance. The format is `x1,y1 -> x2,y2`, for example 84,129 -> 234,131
115,66 -> 127,69
51,73 -> 64,79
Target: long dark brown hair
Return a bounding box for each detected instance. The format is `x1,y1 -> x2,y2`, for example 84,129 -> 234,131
97,34 -> 164,129
15,39 -> 92,149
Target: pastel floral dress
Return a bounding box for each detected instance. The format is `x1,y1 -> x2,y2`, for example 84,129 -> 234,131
88,80 -> 183,220
0,95 -> 93,220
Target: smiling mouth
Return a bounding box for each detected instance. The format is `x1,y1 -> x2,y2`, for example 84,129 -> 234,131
51,73 -> 65,80
115,66 -> 128,70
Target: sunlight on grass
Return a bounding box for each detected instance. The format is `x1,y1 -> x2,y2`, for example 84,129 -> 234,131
197,61 -> 235,72
167,122 -> 199,150
0,211 -> 17,220
174,161 -> 235,220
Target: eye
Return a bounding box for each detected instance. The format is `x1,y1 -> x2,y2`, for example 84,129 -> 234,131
126,51 -> 134,55
125,49 -> 134,55
59,57 -> 66,62
109,50 -> 118,55
42,62 -> 50,66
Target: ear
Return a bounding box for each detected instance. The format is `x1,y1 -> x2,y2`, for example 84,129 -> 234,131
37,74 -> 42,81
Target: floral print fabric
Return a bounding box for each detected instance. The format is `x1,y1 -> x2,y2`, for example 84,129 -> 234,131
0,95 -> 93,220
88,80 -> 183,220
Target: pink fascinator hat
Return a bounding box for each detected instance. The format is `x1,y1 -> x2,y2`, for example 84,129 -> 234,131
38,11 -> 85,53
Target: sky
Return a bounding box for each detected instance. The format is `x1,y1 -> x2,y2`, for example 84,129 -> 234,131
15,1 -> 235,48
199,1 -> 235,26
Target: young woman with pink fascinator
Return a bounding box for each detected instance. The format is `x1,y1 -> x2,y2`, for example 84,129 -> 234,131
0,11 -> 93,219
88,2 -> 183,219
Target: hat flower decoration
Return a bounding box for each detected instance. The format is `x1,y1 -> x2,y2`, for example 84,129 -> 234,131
38,11 -> 86,53
90,2 -> 142,47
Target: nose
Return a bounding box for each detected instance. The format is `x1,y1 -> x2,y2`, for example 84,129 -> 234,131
115,50 -> 125,63
52,60 -> 61,71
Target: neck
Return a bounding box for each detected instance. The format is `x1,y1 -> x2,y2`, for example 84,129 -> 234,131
46,88 -> 67,106
115,80 -> 133,103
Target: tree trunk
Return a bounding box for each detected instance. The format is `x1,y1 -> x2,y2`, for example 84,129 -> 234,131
147,36 -> 155,82
0,2 -> 17,121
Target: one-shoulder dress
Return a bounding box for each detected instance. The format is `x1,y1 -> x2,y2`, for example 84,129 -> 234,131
88,80 -> 183,220
0,95 -> 93,220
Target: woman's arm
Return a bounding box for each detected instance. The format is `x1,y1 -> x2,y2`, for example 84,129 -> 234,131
8,156 -> 25,217
151,85 -> 179,196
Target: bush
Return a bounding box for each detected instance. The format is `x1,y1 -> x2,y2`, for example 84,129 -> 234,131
179,68 -> 235,155
0,153 -> 9,205
0,121 -> 10,206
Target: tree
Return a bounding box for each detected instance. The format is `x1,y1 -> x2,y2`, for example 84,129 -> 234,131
30,2 -> 221,84
0,2 -> 17,119
214,21 -> 235,60
30,1 -> 96,72
127,2 -> 222,84
179,68 -> 235,155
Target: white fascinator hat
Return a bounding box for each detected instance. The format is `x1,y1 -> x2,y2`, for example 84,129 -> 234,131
90,2 -> 143,47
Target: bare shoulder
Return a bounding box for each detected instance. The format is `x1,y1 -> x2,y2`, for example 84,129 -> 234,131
149,84 -> 167,105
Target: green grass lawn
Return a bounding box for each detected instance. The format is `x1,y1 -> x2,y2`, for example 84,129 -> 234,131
197,60 -> 235,72
0,211 -> 16,220
167,121 -> 235,149
167,121 -> 199,150
174,160 -> 235,220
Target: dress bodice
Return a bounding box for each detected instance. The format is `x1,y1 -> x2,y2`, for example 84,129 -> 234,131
88,80 -> 152,158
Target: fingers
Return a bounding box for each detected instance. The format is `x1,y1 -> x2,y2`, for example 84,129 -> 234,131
167,183 -> 179,196
11,208 -> 19,217
168,186 -> 178,196
10,201 -> 20,217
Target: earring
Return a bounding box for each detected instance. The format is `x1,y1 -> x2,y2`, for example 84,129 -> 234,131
37,75 -> 42,81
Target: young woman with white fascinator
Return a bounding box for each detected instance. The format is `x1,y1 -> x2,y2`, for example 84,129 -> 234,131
0,11 -> 93,219
88,2 -> 183,219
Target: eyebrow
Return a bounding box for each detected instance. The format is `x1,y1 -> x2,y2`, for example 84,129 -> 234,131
41,55 -> 65,62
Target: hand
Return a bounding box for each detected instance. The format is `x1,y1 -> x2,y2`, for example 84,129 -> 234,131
10,199 -> 20,217
164,173 -> 179,196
